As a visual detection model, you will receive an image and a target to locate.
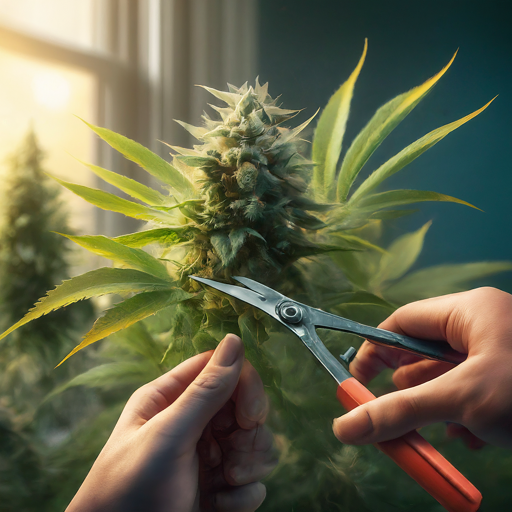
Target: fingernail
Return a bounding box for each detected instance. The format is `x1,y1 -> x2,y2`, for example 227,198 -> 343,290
215,334 -> 243,367
333,408 -> 373,444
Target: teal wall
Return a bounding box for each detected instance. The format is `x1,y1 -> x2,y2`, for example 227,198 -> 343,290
258,0 -> 512,289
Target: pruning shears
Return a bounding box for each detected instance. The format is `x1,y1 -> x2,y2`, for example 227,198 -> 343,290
190,275 -> 482,512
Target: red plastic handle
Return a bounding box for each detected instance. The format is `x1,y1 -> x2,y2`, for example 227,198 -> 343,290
337,378 -> 482,512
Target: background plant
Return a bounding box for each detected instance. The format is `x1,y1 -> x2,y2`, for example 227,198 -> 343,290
1,45 -> 511,510
0,130 -> 95,511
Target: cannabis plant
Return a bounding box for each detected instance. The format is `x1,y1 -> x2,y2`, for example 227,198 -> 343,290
1,43 -> 511,510
0,130 -> 96,511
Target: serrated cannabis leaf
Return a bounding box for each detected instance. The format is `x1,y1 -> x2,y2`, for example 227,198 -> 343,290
336,51 -> 457,201
58,234 -> 171,281
0,268 -> 173,343
58,289 -> 192,366
312,39 -> 367,199
80,118 -> 195,198
78,160 -> 168,206
49,176 -> 176,223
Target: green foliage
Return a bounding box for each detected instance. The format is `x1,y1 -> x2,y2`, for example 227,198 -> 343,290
0,130 -> 96,511
1,49 -> 511,511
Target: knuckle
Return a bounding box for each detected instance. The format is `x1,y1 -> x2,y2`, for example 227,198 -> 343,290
192,371 -> 231,394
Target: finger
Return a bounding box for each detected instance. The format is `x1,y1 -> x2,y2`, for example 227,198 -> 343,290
213,482 -> 266,512
219,426 -> 277,486
151,334 -> 245,446
117,350 -> 214,430
377,292 -> 473,354
333,367 -> 467,444
349,340 -> 423,385
392,359 -> 455,390
198,423 -> 223,470
349,291 -> 478,384
234,360 -> 269,430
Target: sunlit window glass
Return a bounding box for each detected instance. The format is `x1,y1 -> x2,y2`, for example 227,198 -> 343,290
0,0 -> 95,51
0,48 -> 96,236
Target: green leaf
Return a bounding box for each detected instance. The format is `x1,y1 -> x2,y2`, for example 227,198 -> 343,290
174,120 -> 209,141
210,232 -> 232,266
312,39 -> 367,199
198,85 -> 241,107
0,268 -> 173,343
372,222 -> 432,287
229,228 -> 248,259
322,290 -> 395,310
113,228 -> 192,248
165,145 -> 202,156
46,362 -> 158,399
110,321 -> 166,365
350,97 -> 496,201
50,176 -> 175,223
176,155 -> 219,168
79,160 -> 168,205
58,289 -> 192,365
80,119 -> 194,198
272,109 -> 320,148
336,51 -> 457,201
238,311 -> 275,386
356,189 -> 480,212
384,262 -> 512,304
59,234 -> 171,281
330,232 -> 387,253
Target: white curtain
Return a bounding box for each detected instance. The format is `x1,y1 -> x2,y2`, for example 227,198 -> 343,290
93,0 -> 258,235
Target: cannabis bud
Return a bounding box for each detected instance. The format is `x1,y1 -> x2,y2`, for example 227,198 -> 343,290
173,81 -> 327,282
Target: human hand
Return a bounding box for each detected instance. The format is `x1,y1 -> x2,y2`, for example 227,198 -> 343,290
67,334 -> 276,512
332,287 -> 512,449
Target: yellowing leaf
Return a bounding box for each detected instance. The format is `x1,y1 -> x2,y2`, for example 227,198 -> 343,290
50,176 -> 175,224
0,268 -> 173,343
330,232 -> 387,253
59,234 -> 171,281
79,160 -> 168,206
58,289 -> 192,366
337,51 -> 458,201
80,119 -> 195,198
312,39 -> 367,199
271,109 -> 320,148
350,97 -> 496,201
356,189 -> 480,212
198,85 -> 241,107
113,228 -> 191,248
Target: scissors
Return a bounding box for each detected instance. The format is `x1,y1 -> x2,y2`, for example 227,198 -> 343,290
190,275 -> 482,512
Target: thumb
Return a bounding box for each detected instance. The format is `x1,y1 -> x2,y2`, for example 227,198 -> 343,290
154,334 -> 245,446
332,370 -> 464,445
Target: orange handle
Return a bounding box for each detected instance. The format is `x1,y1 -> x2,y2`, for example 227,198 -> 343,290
337,378 -> 482,512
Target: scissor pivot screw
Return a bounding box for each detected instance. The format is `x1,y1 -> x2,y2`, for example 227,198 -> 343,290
277,301 -> 303,324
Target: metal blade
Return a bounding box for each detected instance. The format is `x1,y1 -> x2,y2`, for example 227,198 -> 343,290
190,276 -> 281,319
231,276 -> 285,302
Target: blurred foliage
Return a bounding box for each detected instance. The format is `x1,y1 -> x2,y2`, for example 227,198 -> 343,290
1,45 -> 512,511
0,130 -> 96,511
